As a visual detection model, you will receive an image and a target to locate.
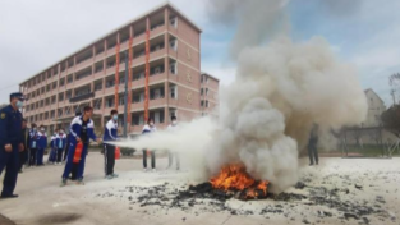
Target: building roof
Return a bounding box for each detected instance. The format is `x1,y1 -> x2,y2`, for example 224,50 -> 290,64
20,2 -> 202,86
202,73 -> 220,82
364,88 -> 386,106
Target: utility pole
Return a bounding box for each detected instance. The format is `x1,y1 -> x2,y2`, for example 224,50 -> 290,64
123,51 -> 129,138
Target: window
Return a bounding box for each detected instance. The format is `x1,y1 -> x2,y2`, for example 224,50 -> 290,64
170,86 -> 177,98
201,100 -> 204,107
133,72 -> 144,81
201,88 -> 204,96
119,95 -> 124,106
206,88 -> 209,96
60,78 -> 65,87
40,100 -> 44,107
206,101 -> 209,107
170,17 -> 177,28
106,97 -> 115,107
95,82 -> 103,91
58,109 -> 63,117
41,87 -> 45,94
106,79 -> 115,88
52,82 -> 57,89
375,115 -> 379,121
67,74 -> 73,83
170,40 -> 177,51
170,63 -> 176,74
59,93 -> 64,101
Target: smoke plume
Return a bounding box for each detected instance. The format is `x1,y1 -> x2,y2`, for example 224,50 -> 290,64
114,0 -> 367,193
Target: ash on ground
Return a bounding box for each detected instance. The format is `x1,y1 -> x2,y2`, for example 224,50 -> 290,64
94,170 -> 399,224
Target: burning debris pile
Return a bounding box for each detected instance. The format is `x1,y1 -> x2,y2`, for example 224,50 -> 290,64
210,165 -> 269,199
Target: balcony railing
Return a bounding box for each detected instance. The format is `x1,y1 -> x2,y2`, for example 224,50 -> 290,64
69,92 -> 95,103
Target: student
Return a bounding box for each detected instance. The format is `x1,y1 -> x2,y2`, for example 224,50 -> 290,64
49,129 -> 58,165
55,129 -> 66,165
103,110 -> 119,179
19,119 -> 29,173
167,115 -> 180,170
28,124 -> 39,166
60,106 -> 101,186
142,118 -> 156,172
36,125 -> 47,166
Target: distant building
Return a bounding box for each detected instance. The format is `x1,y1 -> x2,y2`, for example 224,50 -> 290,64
362,88 -> 386,127
18,3 -> 221,135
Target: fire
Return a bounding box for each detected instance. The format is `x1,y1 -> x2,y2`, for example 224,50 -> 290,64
210,165 -> 269,198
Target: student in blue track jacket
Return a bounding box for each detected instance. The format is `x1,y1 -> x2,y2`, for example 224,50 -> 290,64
28,124 -> 39,166
142,118 -> 157,172
103,110 -> 119,179
55,128 -> 66,164
0,92 -> 24,198
60,106 -> 101,186
36,125 -> 47,166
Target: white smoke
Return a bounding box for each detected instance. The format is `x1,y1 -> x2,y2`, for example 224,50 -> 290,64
114,0 -> 367,193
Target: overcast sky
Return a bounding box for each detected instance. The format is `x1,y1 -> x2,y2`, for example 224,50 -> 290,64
0,0 -> 399,106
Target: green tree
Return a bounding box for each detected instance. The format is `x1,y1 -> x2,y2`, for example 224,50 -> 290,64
381,105 -> 400,137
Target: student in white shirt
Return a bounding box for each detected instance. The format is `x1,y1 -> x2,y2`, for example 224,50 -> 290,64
142,118 -> 156,172
166,115 -> 179,170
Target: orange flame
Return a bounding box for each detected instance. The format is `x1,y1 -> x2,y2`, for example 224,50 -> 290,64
210,165 -> 269,198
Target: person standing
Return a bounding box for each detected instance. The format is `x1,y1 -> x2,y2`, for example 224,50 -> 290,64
0,92 -> 24,198
308,123 -> 319,166
166,116 -> 180,171
19,119 -> 29,173
60,106 -> 101,186
28,123 -> 38,166
49,129 -> 58,165
55,128 -> 66,165
36,125 -> 47,166
103,110 -> 119,179
142,118 -> 157,172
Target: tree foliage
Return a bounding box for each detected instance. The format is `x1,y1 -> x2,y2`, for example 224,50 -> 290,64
381,105 -> 400,137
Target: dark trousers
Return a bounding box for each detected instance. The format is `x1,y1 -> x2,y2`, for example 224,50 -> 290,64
29,148 -> 37,166
62,142 -> 88,180
143,150 -> 155,169
104,144 -> 115,176
36,148 -> 44,165
18,150 -> 27,171
57,148 -> 63,162
308,139 -> 318,165
0,143 -> 19,196
168,151 -> 180,169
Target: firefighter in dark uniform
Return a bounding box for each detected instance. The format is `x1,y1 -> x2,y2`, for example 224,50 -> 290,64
0,92 -> 24,198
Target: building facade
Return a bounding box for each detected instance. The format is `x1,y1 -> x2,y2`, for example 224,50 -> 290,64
362,88 -> 386,127
200,73 -> 219,116
19,3 -> 219,136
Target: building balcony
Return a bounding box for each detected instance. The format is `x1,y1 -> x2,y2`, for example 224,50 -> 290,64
95,53 -> 106,62
131,101 -> 144,112
104,86 -> 115,96
69,92 -> 95,103
106,46 -> 116,57
76,58 -> 93,71
150,72 -> 167,84
74,76 -> 93,86
105,65 -> 116,76
150,25 -> 166,38
65,82 -> 74,90
93,70 -> 105,79
149,97 -> 166,108
133,33 -> 146,45
120,40 -> 129,51
132,55 -> 146,66
150,48 -> 166,60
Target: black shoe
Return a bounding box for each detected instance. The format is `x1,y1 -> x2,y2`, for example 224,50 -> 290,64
0,193 -> 18,198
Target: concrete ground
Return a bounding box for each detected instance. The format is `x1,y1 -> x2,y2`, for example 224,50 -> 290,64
0,153 -> 399,225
